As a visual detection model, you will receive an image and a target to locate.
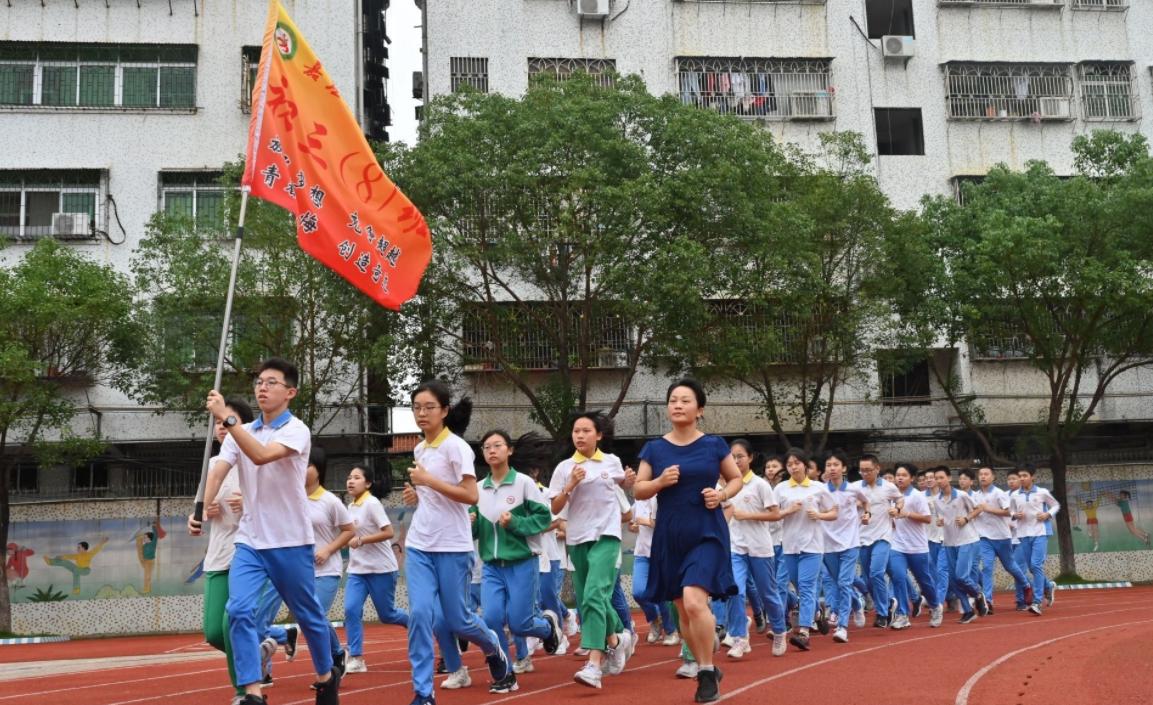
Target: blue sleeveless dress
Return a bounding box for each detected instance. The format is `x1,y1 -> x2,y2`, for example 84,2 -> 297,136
636,434 -> 737,602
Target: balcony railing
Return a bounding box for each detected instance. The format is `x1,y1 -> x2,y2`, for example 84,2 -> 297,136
677,58 -> 834,121
944,64 -> 1074,121
939,0 -> 1062,7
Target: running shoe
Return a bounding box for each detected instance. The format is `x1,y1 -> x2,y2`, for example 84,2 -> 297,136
833,626 -> 849,643
485,642 -> 511,681
606,631 -> 632,675
662,631 -> 681,646
1045,585 -> 1055,607
694,667 -> 722,703
260,637 -> 276,683
285,626 -> 299,662
912,597 -> 925,619
929,605 -> 944,628
435,657 -> 448,674
771,632 -> 788,656
489,672 -> 518,694
890,614 -> 911,630
647,618 -> 664,644
852,607 -> 866,628
313,671 -> 340,705
975,593 -> 989,617
726,637 -> 752,659
815,606 -> 830,635
231,696 -> 266,705
512,657 -> 534,674
408,694 -> 436,705
1028,603 -> 1043,616
788,628 -> 811,651
542,610 -> 562,654
441,666 -> 471,689
754,611 -> 768,634
564,612 -> 579,636
958,612 -> 977,625
676,660 -> 699,679
574,662 -> 603,689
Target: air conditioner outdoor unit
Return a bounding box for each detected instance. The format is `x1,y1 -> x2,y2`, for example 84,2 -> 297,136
576,0 -> 610,18
788,91 -> 833,119
52,212 -> 91,239
1038,97 -> 1072,119
882,35 -> 915,61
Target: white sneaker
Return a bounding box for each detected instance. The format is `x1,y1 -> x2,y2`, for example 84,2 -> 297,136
891,614 -> 911,630
555,633 -> 569,656
833,626 -> 848,643
512,657 -> 534,674
527,636 -> 542,654
606,631 -> 632,675
720,634 -> 735,648
929,605 -> 944,628
771,632 -> 787,657
564,612 -> 579,636
727,636 -> 752,659
647,620 -> 664,644
573,662 -> 602,689
675,660 -> 699,679
345,655 -> 367,673
260,637 -> 277,681
441,666 -> 471,689
662,631 -> 681,646
852,607 -> 866,628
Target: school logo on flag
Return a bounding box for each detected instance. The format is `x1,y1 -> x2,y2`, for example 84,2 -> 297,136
242,1 -> 430,310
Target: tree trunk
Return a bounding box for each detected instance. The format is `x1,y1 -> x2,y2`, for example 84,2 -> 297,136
1048,449 -> 1078,580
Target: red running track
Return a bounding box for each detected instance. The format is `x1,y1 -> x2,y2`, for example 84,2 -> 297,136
2,587 -> 1151,705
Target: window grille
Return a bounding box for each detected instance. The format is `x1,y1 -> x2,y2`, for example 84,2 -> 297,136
1072,0 -> 1128,9
970,323 -> 1034,360
676,57 -> 834,120
528,58 -> 617,88
1078,62 -> 1138,121
450,57 -> 489,93
462,303 -> 631,371
456,190 -> 558,244
240,46 -> 261,114
707,300 -> 820,365
944,63 -> 1073,120
0,42 -> 196,109
939,0 -> 1056,6
0,170 -> 103,241
160,171 -> 229,233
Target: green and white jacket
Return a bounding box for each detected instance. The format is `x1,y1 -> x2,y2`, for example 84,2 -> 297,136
471,468 -> 553,565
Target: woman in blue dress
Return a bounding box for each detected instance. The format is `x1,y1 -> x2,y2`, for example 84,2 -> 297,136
634,379 -> 742,703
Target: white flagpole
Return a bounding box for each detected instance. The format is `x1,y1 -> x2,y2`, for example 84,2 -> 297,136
193,186 -> 251,522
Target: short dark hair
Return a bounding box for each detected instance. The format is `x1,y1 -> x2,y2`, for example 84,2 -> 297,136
257,357 -> 299,388
1017,466 -> 1036,477
79,541 -> 90,550
934,466 -> 953,478
480,429 -> 513,448
859,453 -> 881,467
309,445 -> 328,486
223,395 -> 255,424
411,379 -> 473,435
730,438 -> 754,456
896,462 -> 920,475
960,468 -> 977,482
666,377 -> 706,407
784,447 -> 810,467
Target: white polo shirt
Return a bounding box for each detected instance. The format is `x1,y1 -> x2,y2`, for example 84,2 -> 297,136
547,449 -> 625,545
935,487 -> 980,547
633,497 -> 656,559
925,489 -> 945,544
891,488 -> 931,555
774,478 -> 835,555
1014,486 -> 1061,538
203,459 -> 240,572
407,428 -> 477,553
855,478 -> 903,546
347,492 -> 398,574
972,485 -> 1013,541
307,486 -> 353,577
218,410 -> 313,550
822,481 -> 868,554
726,473 -> 777,558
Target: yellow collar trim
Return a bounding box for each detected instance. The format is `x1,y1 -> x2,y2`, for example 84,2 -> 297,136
423,427 -> 451,449
742,471 -> 755,484
788,477 -> 812,487
308,486 -> 327,500
353,492 -> 370,506
572,449 -> 604,463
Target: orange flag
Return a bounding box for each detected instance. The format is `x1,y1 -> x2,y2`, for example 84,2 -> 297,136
242,1 -> 430,310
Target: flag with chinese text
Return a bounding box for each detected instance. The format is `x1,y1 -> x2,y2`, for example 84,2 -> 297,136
242,0 -> 430,310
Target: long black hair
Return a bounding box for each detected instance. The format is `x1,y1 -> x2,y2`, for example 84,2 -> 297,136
349,465 -> 386,499
511,431 -> 559,484
411,379 -> 473,435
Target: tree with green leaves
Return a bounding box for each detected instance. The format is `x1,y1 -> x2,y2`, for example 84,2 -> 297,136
0,239 -> 139,632
899,131 -> 1153,577
380,74 -> 789,439
672,132 -> 925,453
128,163 -> 420,433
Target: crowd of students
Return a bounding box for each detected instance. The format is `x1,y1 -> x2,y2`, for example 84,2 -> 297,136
190,359 -> 1061,705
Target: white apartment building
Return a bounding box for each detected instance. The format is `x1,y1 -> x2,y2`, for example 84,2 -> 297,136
422,0 -> 1153,460
0,0 -> 392,497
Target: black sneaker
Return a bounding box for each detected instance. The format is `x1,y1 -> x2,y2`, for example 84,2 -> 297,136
958,612 -> 977,625
408,694 -> 436,705
975,593 -> 989,617
285,626 -> 299,662
236,696 -> 267,705
753,611 -> 767,634
261,673 -> 274,687
694,667 -> 720,703
788,630 -> 811,651
542,610 -> 562,655
815,606 -> 830,636
888,597 -> 898,619
489,672 -> 519,694
314,672 -> 340,705
486,648 -> 511,681
911,598 -> 924,619
873,615 -> 889,629
435,657 -> 448,674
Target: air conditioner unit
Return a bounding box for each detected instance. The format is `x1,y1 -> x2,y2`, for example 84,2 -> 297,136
576,0 -> 610,18
52,212 -> 91,239
1038,97 -> 1072,119
882,35 -> 915,61
788,91 -> 833,119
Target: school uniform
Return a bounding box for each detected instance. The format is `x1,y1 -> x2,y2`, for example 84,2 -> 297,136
774,478 -> 835,630
406,427 -> 503,699
345,491 -> 407,657
889,488 -> 941,614
726,472 -> 786,637
821,481 -> 866,627
1014,485 -> 1061,607
537,484 -> 570,624
934,486 -> 982,616
202,461 -> 242,693
218,410 -> 334,687
853,478 -> 903,620
308,486 -> 353,662
972,485 -> 1031,606
547,449 -> 627,651
631,497 -> 674,633
473,468 -> 554,660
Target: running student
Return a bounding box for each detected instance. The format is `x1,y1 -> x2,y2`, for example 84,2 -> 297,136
402,380 -> 510,705
889,463 -> 943,629
471,430 -> 563,693
344,465 -> 407,674
855,454 -> 902,629
548,411 -> 635,690
933,467 -> 987,625
200,358 -> 340,705
188,395 -> 254,700
304,448 -> 355,676
1013,467 -> 1060,615
633,379 -> 740,703
630,495 -> 677,645
820,451 -> 867,643
971,466 -> 1032,613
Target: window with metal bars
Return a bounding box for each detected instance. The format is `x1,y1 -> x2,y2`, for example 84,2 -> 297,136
450,57 -> 489,93
0,170 -> 103,241
455,190 -> 558,244
676,57 -> 834,120
943,63 -> 1074,121
240,45 -> 261,114
528,58 -> 617,88
0,42 -> 196,109
160,171 -> 229,234
877,352 -> 931,405
1078,62 -> 1137,120
706,300 -> 819,365
1071,0 -> 1128,9
970,322 -> 1035,360
462,303 -> 631,371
